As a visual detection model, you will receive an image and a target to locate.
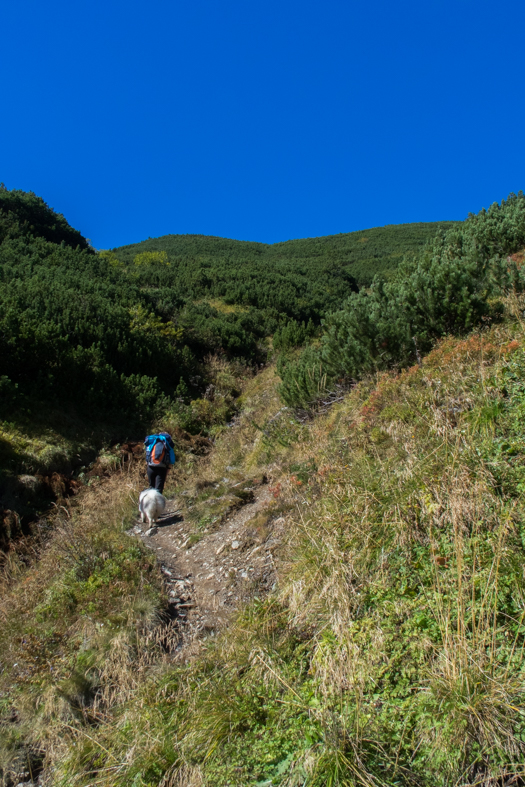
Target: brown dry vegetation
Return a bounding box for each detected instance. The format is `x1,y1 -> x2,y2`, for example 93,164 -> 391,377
0,462 -> 176,784
4,302 -> 525,786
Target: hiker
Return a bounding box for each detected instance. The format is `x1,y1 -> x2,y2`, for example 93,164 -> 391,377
144,431 -> 176,493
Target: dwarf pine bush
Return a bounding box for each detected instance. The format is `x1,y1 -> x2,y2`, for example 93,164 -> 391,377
279,192 -> 525,408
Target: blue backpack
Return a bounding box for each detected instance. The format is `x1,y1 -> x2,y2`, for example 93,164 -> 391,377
144,433 -> 176,467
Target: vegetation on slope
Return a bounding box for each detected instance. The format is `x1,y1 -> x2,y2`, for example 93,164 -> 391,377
0,186 -> 203,428
4,189 -> 525,785
278,193 -> 525,408
4,304 -> 525,786
0,462 -> 165,784
113,222 -> 455,314
0,188 -> 250,524
0,186 -> 450,529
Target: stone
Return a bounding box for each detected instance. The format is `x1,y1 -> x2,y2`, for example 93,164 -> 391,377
231,540 -> 240,550
18,474 -> 43,492
145,527 -> 158,536
216,543 -> 225,555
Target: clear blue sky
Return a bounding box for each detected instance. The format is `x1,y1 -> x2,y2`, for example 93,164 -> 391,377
2,0 -> 525,248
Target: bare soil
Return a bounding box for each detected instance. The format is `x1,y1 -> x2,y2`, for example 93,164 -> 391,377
130,486 -> 283,648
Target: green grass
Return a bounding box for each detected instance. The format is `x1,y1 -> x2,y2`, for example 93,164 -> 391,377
0,404 -> 120,533
0,408 -> 99,476
5,303 -> 525,787
0,466 -> 167,785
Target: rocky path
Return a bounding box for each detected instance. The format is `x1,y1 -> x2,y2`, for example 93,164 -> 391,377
129,486 -> 282,648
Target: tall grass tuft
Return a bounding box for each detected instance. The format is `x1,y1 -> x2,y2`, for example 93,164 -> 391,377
6,306 -> 525,786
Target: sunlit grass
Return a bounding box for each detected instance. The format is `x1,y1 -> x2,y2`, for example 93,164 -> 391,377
5,302 -> 525,786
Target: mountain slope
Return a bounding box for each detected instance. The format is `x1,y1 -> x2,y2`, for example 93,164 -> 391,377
114,220 -> 456,290
4,190 -> 525,786
0,190 -> 454,534
4,310 -> 525,787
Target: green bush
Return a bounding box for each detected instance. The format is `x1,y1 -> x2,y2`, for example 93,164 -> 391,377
279,192 -> 525,408
0,186 -> 458,430
277,347 -> 328,409
273,318 -> 316,351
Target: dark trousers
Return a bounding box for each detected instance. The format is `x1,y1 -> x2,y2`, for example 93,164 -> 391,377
147,465 -> 168,493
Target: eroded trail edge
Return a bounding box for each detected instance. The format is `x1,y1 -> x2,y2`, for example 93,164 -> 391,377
130,485 -> 282,650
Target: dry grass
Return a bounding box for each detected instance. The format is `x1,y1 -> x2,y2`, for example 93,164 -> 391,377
184,364 -> 284,488
195,299 -> 250,315
5,306 -> 525,786
0,460 -> 173,785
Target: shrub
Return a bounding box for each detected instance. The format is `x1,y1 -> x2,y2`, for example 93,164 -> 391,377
273,319 -> 316,352
280,192 -> 525,408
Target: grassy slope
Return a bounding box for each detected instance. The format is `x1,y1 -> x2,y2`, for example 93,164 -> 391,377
114,221 -> 456,289
1,221 -> 454,534
3,299 -> 525,785
0,408 -> 114,544
0,462 -> 165,782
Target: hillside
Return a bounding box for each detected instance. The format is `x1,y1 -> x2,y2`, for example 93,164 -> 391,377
113,220 -> 456,293
3,310 -> 525,786
4,190 -> 525,786
0,188 -> 451,535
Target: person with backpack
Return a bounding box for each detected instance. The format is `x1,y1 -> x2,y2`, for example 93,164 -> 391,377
144,431 -> 176,494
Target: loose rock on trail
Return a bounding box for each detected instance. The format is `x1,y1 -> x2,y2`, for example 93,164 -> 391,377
129,485 -> 281,649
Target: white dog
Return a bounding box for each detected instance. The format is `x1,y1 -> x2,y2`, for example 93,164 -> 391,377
139,489 -> 166,527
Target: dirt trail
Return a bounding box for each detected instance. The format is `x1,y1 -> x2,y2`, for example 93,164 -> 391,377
129,486 -> 282,644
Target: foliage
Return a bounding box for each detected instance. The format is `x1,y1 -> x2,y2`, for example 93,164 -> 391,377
0,186 -> 454,447
0,183 -> 89,250
7,186 -> 525,785
16,315 -> 525,787
279,192 -> 525,408
133,250 -> 169,266
277,347 -> 328,409
272,318 -> 316,352
0,189 -> 254,434
115,220 -> 454,296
